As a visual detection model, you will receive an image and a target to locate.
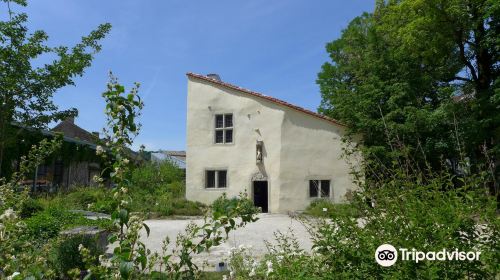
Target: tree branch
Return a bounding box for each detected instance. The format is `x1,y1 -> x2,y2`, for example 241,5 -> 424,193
447,76 -> 473,83
457,37 -> 478,83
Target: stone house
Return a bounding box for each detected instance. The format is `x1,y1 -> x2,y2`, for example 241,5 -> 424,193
185,73 -> 359,213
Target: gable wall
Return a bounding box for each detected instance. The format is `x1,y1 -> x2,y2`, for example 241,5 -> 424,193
186,78 -> 284,211
278,107 -> 357,211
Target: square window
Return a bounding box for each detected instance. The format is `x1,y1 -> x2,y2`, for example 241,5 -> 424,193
205,170 -> 227,189
309,180 -> 331,198
215,130 -> 224,143
309,180 -> 319,198
206,171 -> 215,188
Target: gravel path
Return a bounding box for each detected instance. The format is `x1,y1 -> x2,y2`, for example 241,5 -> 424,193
107,213 -> 313,270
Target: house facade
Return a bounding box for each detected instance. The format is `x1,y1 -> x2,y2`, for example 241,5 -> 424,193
186,73 -> 358,213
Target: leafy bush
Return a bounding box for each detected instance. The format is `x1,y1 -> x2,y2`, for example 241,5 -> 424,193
19,197 -> 44,218
24,206 -> 113,241
212,192 -> 259,218
171,199 -> 205,216
302,169 -> 500,279
130,161 -> 184,195
50,234 -> 103,276
305,199 -> 360,218
25,212 -> 61,240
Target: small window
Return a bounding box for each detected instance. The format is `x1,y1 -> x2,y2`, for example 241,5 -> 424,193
309,180 -> 331,198
206,170 -> 227,189
215,114 -> 233,144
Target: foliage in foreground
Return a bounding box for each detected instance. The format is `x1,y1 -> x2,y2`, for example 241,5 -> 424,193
227,161 -> 500,279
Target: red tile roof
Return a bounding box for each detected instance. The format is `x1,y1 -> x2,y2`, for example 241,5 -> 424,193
186,73 -> 345,127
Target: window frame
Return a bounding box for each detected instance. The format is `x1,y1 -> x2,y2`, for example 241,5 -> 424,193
205,169 -> 228,189
308,179 -> 331,199
214,113 -> 234,144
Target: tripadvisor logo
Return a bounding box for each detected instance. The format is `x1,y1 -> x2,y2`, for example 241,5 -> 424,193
375,244 -> 481,267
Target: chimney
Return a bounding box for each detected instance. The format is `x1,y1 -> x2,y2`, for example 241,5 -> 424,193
207,73 -> 221,81
65,116 -> 75,124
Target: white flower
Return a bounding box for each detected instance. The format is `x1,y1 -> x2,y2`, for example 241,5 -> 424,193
266,260 -> 273,276
249,269 -> 256,277
238,244 -> 245,250
322,208 -> 328,212
123,158 -> 130,164
120,200 -> 128,206
276,255 -> 284,263
93,175 -> 103,183
266,260 -> 273,268
78,244 -> 84,251
96,145 -> 104,155
87,203 -> 93,209
0,209 -> 17,220
120,187 -> 128,194
222,275 -> 227,280
7,272 -> 20,280
267,267 -> 273,276
117,105 -> 125,111
229,271 -> 235,277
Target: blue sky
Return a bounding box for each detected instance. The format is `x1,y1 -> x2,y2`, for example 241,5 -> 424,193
15,1 -> 373,151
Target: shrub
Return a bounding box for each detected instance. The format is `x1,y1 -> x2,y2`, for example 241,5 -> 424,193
25,212 -> 61,240
130,161 -> 184,196
212,192 -> 259,218
305,199 -> 360,218
303,170 -> 500,279
171,199 -> 205,216
51,234 -> 103,276
19,197 -> 44,218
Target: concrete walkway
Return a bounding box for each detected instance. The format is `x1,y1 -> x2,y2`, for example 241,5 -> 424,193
107,214 -> 313,270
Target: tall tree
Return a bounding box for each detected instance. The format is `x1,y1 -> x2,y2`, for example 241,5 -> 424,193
317,0 -> 499,190
0,0 -> 111,176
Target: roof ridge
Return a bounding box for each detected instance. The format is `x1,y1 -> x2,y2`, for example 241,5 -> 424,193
186,72 -> 345,127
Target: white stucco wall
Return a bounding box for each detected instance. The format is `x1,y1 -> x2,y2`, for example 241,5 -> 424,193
186,76 -> 357,213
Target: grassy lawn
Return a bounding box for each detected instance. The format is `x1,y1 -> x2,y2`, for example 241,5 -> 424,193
304,199 -> 361,218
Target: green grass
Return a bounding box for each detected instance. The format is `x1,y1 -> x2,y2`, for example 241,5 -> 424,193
200,271 -> 228,279
35,161 -> 206,217
304,199 -> 360,218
